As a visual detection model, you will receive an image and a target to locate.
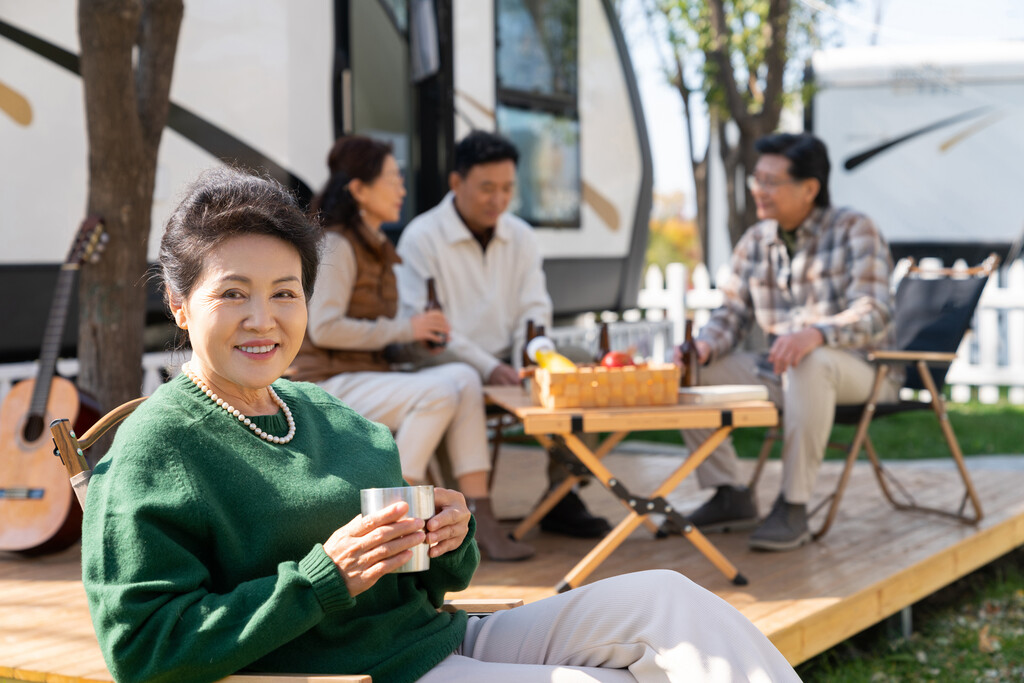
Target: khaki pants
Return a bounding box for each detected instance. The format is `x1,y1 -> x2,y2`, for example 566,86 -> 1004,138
418,570 -> 798,682
318,363 -> 490,482
683,347 -> 900,504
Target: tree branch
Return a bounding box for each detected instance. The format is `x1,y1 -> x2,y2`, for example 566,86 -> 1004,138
705,0 -> 754,134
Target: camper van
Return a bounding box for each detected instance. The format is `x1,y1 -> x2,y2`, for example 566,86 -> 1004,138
809,41 -> 1024,264
0,0 -> 651,362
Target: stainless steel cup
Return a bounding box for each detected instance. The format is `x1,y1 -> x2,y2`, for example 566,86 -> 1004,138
359,485 -> 434,573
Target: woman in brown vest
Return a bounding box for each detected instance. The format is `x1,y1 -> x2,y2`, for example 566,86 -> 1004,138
289,136 -> 532,561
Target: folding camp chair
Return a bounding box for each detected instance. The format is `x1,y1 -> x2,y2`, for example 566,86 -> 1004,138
50,398 -> 519,683
748,254 -> 999,540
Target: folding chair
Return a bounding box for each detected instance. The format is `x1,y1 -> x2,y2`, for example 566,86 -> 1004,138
749,254 -> 999,540
50,398 -> 519,683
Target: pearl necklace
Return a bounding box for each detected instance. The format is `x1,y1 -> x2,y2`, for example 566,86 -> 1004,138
182,363 -> 296,444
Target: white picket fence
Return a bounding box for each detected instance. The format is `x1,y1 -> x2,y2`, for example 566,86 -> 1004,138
637,259 -> 1024,405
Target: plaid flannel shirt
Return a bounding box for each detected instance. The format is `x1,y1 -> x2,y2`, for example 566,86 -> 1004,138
699,206 -> 896,362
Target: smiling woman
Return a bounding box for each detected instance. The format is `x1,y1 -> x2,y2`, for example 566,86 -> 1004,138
168,234 -> 308,419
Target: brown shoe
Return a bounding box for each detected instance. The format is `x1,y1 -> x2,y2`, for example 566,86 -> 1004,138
469,497 -> 535,561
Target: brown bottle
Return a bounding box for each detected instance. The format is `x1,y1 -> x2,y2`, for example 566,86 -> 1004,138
425,277 -> 447,349
522,319 -> 537,367
679,319 -> 700,387
596,322 -> 611,362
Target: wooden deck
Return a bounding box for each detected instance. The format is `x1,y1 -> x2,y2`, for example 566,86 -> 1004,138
3,446 -> 1024,681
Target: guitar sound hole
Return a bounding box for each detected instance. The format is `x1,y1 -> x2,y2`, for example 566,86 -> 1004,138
22,415 -> 45,443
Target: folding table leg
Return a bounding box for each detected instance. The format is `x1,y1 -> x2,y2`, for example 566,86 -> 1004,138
556,429 -> 747,588
510,431 -> 655,540
557,511 -> 648,592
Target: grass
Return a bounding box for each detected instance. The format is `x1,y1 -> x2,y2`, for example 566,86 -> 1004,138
615,398 -> 1024,461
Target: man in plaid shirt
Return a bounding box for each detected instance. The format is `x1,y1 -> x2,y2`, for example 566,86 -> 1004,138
673,133 -> 901,551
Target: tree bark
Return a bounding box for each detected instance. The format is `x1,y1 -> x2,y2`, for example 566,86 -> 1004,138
77,0 -> 182,417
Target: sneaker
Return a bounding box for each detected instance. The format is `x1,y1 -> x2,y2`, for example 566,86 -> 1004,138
659,485 -> 759,535
540,490 -> 612,538
748,495 -> 811,551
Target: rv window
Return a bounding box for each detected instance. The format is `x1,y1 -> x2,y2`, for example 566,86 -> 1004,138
377,0 -> 408,32
496,0 -> 577,100
497,104 -> 580,227
495,0 -> 580,228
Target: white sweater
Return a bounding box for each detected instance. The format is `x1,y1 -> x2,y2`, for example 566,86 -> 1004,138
395,193 -> 553,379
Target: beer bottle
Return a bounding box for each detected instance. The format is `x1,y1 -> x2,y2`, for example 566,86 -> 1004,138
679,319 -> 700,387
522,319 -> 536,367
425,277 -> 447,349
596,322 -> 611,362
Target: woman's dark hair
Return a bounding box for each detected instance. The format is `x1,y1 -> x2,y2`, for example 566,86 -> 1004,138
160,166 -> 323,302
754,132 -> 831,207
452,130 -> 519,177
317,136 -> 394,233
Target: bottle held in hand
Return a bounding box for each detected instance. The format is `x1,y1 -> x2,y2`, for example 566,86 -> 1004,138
526,336 -> 577,372
679,319 -> 700,387
424,277 -> 447,350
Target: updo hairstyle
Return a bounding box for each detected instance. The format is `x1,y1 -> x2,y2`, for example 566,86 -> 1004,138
159,167 -> 323,303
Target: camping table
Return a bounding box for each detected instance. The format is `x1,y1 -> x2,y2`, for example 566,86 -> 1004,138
484,386 -> 778,591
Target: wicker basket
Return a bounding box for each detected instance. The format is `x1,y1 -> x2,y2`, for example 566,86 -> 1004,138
530,363 -> 681,409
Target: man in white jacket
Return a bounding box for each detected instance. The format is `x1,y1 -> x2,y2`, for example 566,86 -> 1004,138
396,131 -> 610,539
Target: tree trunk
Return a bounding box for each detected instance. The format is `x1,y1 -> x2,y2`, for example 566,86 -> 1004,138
77,0 -> 182,420
692,154 -> 709,261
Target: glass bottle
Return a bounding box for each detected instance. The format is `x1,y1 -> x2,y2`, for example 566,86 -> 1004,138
679,319 -> 700,387
522,319 -> 536,367
425,277 -> 447,349
596,322 -> 611,362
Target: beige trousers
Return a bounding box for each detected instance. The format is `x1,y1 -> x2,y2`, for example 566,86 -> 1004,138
318,363 -> 490,482
418,570 -> 799,682
683,347 -> 900,504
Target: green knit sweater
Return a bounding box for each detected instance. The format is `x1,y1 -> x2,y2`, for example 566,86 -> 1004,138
82,375 -> 479,683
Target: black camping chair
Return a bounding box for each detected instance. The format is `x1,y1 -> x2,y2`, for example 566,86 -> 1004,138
749,254 -> 1000,540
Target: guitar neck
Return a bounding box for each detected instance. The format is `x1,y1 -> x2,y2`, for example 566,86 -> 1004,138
28,264 -> 79,419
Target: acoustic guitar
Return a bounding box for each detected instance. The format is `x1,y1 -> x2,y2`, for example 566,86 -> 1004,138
0,216 -> 106,555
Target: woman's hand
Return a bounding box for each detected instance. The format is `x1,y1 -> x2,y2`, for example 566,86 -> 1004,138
410,310 -> 449,351
426,487 -> 471,558
323,501 -> 426,597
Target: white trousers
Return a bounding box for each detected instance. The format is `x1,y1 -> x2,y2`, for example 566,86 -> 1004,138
418,570 -> 799,682
683,348 -> 900,503
318,363 -> 490,482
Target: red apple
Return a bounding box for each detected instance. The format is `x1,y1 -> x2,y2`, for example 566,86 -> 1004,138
600,351 -> 634,368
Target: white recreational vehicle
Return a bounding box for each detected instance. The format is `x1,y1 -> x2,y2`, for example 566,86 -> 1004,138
0,0 -> 651,362
809,41 -> 1024,264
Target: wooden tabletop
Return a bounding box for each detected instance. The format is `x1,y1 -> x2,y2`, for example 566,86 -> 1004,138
484,386 -> 778,435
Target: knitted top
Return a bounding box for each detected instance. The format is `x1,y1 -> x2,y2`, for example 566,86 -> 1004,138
82,374 -> 479,683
